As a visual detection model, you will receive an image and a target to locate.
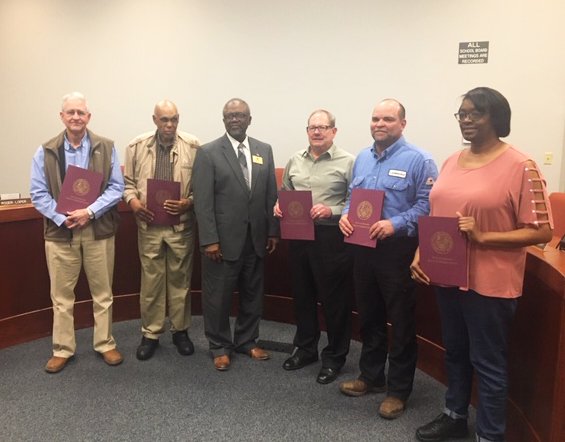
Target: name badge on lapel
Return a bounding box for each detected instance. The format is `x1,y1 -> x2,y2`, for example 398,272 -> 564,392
388,169 -> 407,178
252,155 -> 263,165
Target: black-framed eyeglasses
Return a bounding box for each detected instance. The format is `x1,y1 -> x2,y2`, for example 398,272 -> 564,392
224,112 -> 249,121
454,111 -> 484,122
306,125 -> 333,132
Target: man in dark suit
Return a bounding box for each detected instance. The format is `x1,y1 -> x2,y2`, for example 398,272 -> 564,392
192,98 -> 279,371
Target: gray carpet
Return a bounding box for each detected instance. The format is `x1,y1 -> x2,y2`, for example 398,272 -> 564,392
0,317 -> 475,441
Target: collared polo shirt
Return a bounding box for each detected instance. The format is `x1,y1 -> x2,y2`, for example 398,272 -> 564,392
282,144 -> 354,225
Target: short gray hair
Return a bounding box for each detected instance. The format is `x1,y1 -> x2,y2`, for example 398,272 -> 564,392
61,92 -> 89,111
307,109 -> 336,127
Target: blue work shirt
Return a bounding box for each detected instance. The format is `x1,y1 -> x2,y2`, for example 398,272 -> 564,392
30,132 -> 124,227
343,136 -> 438,237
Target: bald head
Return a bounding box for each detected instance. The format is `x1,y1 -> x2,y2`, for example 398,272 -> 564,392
154,100 -> 178,116
370,98 -> 407,152
223,98 -> 250,115
153,100 -> 179,143
377,99 -> 405,119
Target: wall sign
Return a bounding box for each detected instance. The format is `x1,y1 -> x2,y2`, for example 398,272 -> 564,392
458,41 -> 489,64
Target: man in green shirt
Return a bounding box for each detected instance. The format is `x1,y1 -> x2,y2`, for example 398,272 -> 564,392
274,109 -> 355,384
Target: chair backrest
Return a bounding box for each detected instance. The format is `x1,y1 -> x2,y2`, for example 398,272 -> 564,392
548,192 -> 565,248
275,167 -> 284,189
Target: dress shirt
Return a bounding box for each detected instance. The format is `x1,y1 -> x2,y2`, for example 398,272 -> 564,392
226,132 -> 252,187
282,144 -> 354,225
154,134 -> 174,181
343,136 -> 437,237
30,132 -> 124,226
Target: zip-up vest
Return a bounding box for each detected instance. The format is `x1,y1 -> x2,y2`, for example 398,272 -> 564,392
41,130 -> 120,241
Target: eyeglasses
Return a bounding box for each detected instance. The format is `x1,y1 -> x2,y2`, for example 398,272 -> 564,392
63,109 -> 89,117
454,111 -> 484,122
224,112 -> 249,121
306,125 -> 333,132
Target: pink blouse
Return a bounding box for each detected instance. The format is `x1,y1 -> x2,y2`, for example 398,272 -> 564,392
429,146 -> 553,298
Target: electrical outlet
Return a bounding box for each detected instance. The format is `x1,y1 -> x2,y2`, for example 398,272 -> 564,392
543,152 -> 553,165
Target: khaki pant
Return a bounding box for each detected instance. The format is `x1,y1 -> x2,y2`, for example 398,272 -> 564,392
45,224 -> 116,358
138,225 -> 194,339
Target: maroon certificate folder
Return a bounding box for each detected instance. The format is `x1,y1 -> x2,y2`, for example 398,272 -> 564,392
344,189 -> 385,248
55,165 -> 103,214
418,216 -> 469,287
278,190 -> 314,240
146,179 -> 181,226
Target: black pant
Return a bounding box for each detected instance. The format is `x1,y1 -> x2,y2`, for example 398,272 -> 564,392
354,236 -> 418,400
289,225 -> 353,369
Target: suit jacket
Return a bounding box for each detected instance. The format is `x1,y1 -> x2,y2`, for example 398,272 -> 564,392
193,134 -> 279,261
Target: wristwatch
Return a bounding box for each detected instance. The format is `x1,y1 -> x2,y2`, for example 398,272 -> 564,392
87,208 -> 95,220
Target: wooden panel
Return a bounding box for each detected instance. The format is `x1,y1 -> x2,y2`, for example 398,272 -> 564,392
1,181 -> 564,442
0,202 -> 141,321
0,294 -> 140,348
506,264 -> 561,441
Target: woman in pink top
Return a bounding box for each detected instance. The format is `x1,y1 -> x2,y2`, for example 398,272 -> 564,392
411,87 -> 553,442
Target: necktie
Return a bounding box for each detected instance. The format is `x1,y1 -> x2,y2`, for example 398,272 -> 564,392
238,144 -> 250,189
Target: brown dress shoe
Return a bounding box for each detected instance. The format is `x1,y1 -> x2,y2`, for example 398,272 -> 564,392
101,349 -> 123,366
249,347 -> 270,360
378,396 -> 406,419
339,379 -> 387,397
45,356 -> 71,373
214,354 -> 231,371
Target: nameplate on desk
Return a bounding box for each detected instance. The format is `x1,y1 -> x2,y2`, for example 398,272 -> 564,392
55,165 -> 103,214
418,216 -> 469,287
278,190 -> 314,240
146,179 -> 181,226
0,198 -> 31,206
344,188 -> 384,248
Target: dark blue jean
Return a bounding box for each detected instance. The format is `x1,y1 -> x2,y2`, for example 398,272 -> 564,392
436,287 -> 517,442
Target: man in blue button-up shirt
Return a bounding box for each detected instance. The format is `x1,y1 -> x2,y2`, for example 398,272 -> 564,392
338,99 -> 438,419
30,92 -> 125,374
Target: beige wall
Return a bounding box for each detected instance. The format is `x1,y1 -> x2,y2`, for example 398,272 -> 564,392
1,0 -> 564,195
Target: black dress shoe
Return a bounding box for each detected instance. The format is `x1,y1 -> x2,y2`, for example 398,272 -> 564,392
172,331 -> 194,356
282,351 -> 318,371
136,336 -> 159,361
316,367 -> 340,384
416,413 -> 468,441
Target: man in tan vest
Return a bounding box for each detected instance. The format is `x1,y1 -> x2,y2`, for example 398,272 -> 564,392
30,92 -> 125,373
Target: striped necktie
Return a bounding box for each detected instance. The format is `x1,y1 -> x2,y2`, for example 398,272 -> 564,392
238,143 -> 250,188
